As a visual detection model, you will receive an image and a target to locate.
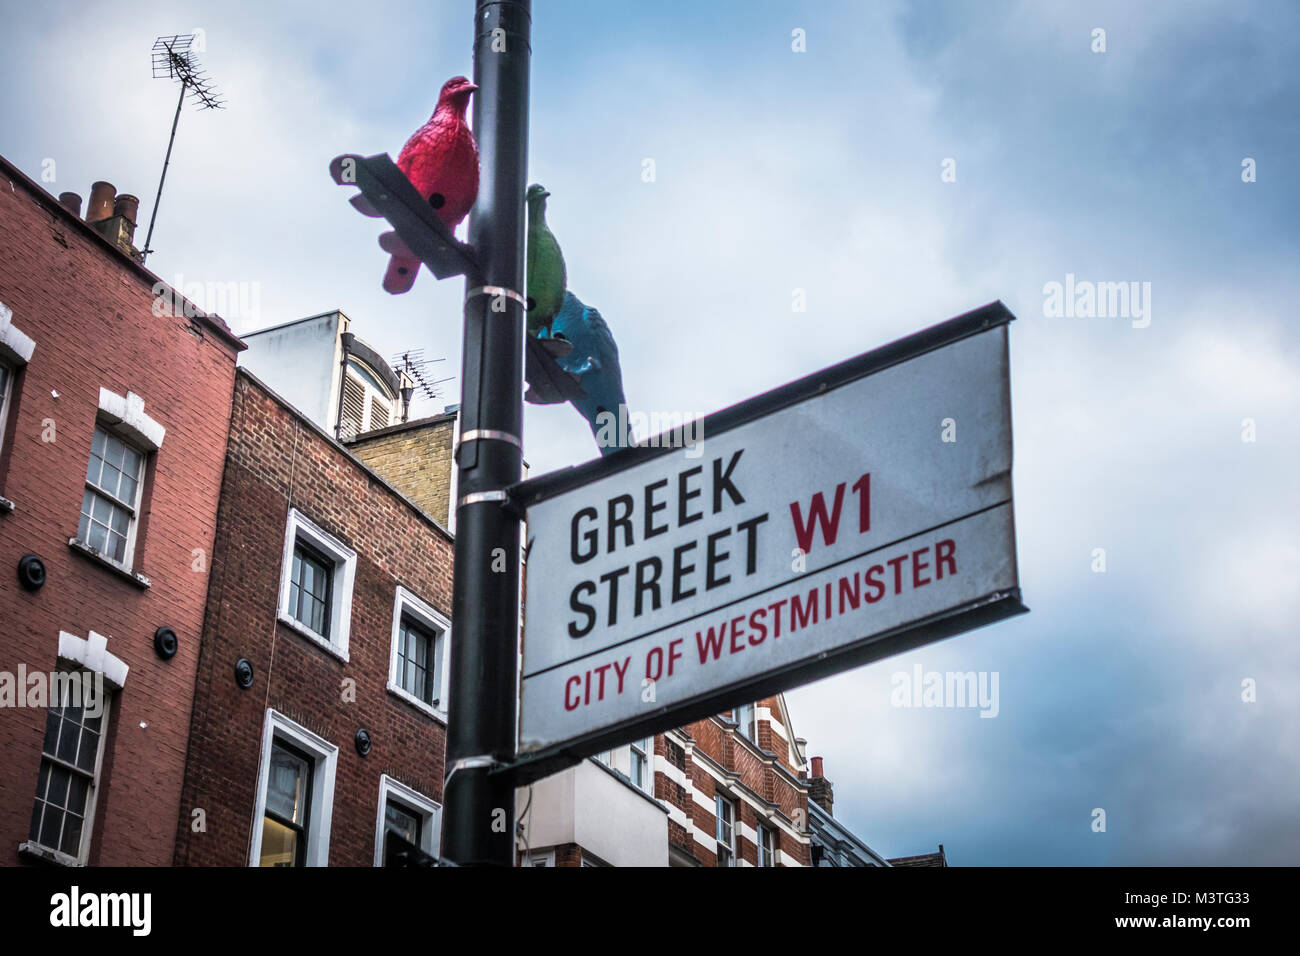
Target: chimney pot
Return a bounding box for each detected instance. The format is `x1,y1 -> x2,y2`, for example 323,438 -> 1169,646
113,194 -> 140,227
87,181 -> 116,222
811,756 -> 823,778
58,192 -> 83,217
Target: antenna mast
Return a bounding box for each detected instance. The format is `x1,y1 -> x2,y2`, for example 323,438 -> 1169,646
142,34 -> 225,264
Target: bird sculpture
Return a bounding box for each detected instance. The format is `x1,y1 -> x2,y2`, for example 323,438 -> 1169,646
542,291 -> 628,455
376,76 -> 480,294
525,184 -> 567,334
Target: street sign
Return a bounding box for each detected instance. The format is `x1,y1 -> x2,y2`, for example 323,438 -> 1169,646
508,301 -> 1027,782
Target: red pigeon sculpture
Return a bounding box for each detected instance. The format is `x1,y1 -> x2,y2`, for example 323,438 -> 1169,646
377,76 -> 480,293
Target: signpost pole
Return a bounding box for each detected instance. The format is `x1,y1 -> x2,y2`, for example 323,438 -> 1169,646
442,0 -> 531,867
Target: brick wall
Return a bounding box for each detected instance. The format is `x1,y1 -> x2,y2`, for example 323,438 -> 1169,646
348,413 -> 456,527
0,156 -> 242,866
173,372 -> 455,866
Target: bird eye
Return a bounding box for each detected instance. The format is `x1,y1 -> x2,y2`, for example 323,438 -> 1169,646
397,267 -> 409,275
430,193 -> 446,209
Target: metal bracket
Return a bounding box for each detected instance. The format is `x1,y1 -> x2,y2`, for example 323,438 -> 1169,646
455,428 -> 522,464
457,490 -> 510,509
444,754 -> 506,790
466,285 -> 528,310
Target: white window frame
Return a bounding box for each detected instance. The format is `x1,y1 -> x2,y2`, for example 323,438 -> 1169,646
373,774 -> 442,866
278,509 -> 356,661
525,849 -> 555,867
24,677 -> 113,866
76,424 -> 147,571
386,586 -> 451,722
20,631 -> 127,867
715,793 -> 737,867
736,702 -> 756,742
757,822 -> 776,867
0,360 -> 14,459
629,736 -> 653,793
249,709 -> 338,867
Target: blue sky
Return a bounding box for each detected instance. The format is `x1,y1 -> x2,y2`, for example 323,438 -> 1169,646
2,0 -> 1297,864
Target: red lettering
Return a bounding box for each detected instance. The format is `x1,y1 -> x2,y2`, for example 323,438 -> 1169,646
645,647 -> 663,681
729,615 -> 746,653
887,555 -> 908,594
912,547 -> 931,587
791,589 -> 819,631
852,472 -> 870,532
788,482 -> 846,553
767,598 -> 787,637
748,607 -> 768,645
613,656 -> 630,694
565,675 -> 581,711
593,663 -> 611,700
668,638 -> 683,675
864,564 -> 885,603
936,539 -> 957,578
839,573 -> 861,613
696,621 -> 728,662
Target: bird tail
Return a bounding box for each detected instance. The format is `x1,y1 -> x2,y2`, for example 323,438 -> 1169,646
379,231 -> 419,294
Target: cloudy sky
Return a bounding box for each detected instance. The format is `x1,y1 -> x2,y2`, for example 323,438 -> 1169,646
3,0 -> 1297,864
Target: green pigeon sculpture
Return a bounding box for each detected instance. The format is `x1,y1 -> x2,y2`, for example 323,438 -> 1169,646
525,183 -> 567,335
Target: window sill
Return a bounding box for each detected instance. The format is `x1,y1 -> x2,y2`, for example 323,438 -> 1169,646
277,612 -> 349,663
386,681 -> 446,724
68,538 -> 150,588
0,495 -> 13,514
18,840 -> 82,867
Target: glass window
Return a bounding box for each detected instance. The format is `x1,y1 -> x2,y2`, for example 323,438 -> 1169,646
382,798 -> 423,866
397,616 -> 437,706
736,702 -> 756,741
0,361 -> 12,454
29,672 -> 109,861
78,426 -> 145,565
260,739 -> 313,867
630,736 -> 652,792
289,541 -> 332,636
757,824 -> 776,867
715,794 -> 735,867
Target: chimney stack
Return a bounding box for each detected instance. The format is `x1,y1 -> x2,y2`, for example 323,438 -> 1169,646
83,180 -> 142,261
807,756 -> 834,816
58,192 -> 83,217
87,181 -> 116,222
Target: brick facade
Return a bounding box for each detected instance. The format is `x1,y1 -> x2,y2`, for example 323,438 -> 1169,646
173,371 -> 455,866
0,155 -> 242,866
347,413 -> 456,527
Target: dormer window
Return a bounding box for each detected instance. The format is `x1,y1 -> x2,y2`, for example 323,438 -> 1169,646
338,358 -> 395,440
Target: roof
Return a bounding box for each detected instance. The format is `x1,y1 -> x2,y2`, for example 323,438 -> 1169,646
887,846 -> 948,867
0,153 -> 246,355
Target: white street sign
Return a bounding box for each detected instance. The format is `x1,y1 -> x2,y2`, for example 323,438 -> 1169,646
513,303 -> 1026,768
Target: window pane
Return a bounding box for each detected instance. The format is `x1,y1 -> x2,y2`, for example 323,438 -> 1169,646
56,720 -> 80,765
76,727 -> 100,772
38,805 -> 64,850
260,816 -> 300,867
42,712 -> 60,757
66,775 -> 89,816
60,813 -> 83,856
266,742 -> 310,825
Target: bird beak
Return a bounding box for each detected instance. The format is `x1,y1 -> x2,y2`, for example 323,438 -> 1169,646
465,83 -> 479,93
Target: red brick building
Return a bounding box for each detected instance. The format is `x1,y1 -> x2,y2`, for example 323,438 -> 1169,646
519,695 -> 817,867
173,369 -> 456,866
0,155 -> 243,866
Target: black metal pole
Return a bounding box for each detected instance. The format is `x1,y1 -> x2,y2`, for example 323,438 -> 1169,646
141,79 -> 186,264
442,0 -> 530,867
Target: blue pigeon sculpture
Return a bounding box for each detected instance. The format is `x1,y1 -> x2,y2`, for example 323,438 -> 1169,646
542,291 -> 628,455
